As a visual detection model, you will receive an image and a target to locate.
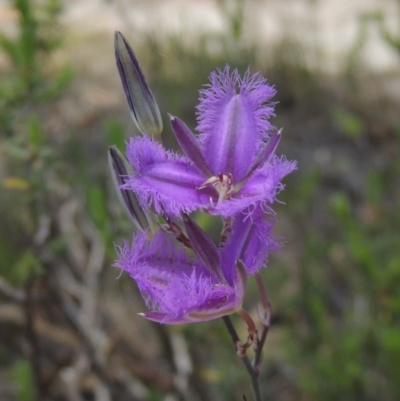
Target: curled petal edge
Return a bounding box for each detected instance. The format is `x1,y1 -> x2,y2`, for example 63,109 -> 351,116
139,260 -> 248,324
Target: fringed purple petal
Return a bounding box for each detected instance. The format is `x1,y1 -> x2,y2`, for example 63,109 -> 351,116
141,280 -> 237,324
115,232 -> 210,280
125,136 -> 215,216
196,66 -> 276,182
213,156 -> 297,217
115,232 -> 237,324
220,208 -> 279,283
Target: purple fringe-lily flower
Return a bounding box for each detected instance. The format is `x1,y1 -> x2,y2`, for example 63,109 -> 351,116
115,209 -> 278,324
123,67 -> 296,218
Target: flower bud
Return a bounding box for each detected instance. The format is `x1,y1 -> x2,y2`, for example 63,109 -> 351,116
108,146 -> 150,231
114,31 -> 163,137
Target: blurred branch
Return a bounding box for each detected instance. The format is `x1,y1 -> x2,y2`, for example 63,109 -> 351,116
24,279 -> 43,401
0,276 -> 26,302
169,330 -> 198,401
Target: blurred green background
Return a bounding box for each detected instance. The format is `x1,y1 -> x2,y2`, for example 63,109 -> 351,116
1,0 -> 400,400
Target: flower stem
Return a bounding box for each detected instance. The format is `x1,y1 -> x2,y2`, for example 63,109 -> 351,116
237,308 -> 257,335
254,273 -> 272,369
222,316 -> 263,401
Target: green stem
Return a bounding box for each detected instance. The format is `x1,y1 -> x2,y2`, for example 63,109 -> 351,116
222,316 -> 263,401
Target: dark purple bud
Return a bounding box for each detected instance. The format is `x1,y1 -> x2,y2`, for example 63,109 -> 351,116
114,31 -> 163,136
183,215 -> 226,283
169,115 -> 212,176
108,146 -> 150,231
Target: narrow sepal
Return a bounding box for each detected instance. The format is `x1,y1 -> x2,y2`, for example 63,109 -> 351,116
183,215 -> 226,283
114,31 -> 163,136
241,129 -> 281,183
220,208 -> 278,282
169,115 -> 212,177
108,146 -> 150,231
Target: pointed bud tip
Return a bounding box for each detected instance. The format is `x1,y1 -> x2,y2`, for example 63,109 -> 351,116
108,146 -> 126,176
114,31 -> 163,137
108,145 -> 119,158
114,31 -> 128,57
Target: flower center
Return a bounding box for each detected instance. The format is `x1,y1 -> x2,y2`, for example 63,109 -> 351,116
197,173 -> 233,205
